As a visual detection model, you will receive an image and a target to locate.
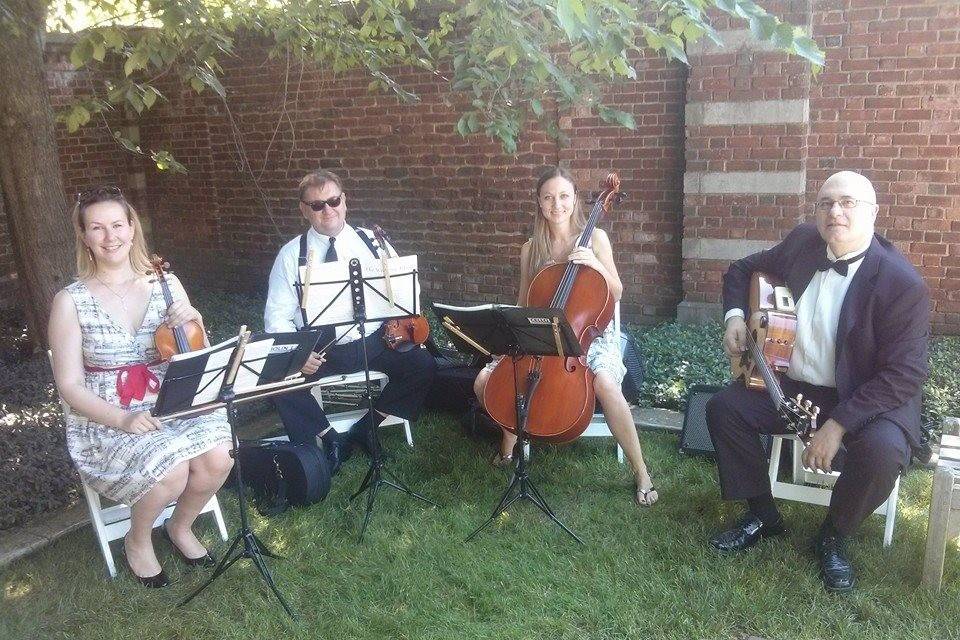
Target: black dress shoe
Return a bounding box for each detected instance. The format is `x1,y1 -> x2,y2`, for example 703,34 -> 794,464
815,533 -> 856,593
709,513 -> 786,552
324,434 -> 353,475
122,552 -> 171,588
160,522 -> 217,568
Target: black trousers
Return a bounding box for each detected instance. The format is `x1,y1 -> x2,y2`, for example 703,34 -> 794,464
705,378 -> 910,537
275,326 -> 437,446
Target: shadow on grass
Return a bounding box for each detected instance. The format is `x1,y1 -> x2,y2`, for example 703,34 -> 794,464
2,412 -> 958,640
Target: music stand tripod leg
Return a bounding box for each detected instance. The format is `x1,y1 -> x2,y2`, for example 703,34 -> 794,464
179,392 -> 295,618
344,259 -> 436,541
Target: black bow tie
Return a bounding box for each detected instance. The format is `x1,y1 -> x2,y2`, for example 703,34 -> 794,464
817,249 -> 867,277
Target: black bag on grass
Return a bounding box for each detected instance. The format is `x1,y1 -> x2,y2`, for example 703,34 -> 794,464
236,441 -> 331,516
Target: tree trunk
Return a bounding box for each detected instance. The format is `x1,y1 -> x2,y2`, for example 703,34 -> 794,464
0,0 -> 75,349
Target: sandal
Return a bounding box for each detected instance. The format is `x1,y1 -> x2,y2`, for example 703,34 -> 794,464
634,479 -> 659,507
491,452 -> 514,468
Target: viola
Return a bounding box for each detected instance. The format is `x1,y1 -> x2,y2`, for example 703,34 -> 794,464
371,225 -> 431,353
482,173 -> 623,443
731,272 -> 820,438
150,255 -> 205,360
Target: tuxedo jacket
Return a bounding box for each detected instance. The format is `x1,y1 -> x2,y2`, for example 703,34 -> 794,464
722,223 -> 930,446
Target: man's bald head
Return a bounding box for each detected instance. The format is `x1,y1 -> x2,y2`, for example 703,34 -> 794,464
818,171 -> 877,205
814,171 -> 880,257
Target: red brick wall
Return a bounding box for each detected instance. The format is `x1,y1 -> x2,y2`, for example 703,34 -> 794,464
808,0 -> 960,333
138,45 -> 686,325
682,0 -> 960,334
2,3 -> 957,333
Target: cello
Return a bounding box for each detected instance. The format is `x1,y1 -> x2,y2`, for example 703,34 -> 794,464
482,173 -> 623,443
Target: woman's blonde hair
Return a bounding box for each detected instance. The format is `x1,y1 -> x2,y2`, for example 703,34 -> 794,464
527,166 -> 587,275
72,188 -> 152,279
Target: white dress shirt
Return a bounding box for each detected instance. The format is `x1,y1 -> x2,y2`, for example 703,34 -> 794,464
725,239 -> 871,388
264,224 -> 394,342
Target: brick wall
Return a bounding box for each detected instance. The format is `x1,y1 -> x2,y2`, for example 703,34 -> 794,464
138,45 -> 686,324
2,2 -> 957,332
681,0 -> 960,334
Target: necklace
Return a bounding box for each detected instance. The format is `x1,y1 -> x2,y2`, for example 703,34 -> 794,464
94,275 -> 136,311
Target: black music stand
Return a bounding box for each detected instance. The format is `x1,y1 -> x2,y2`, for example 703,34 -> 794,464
339,259 -> 437,541
433,303 -> 584,544
155,327 -> 321,618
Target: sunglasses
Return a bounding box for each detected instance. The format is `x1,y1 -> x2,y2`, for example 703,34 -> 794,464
300,194 -> 343,212
77,185 -> 123,207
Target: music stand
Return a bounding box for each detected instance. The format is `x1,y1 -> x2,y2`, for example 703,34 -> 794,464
433,303 -> 585,544
300,257 -> 436,541
154,326 -> 321,618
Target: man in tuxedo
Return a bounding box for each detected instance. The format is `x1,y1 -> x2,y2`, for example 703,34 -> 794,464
264,169 -> 436,475
705,171 -> 929,593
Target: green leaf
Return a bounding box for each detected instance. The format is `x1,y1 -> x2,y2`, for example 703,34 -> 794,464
92,43 -> 106,63
793,35 -> 825,68
69,39 -> 92,69
772,22 -> 794,48
456,113 -> 470,137
661,34 -> 688,64
530,98 -> 544,117
486,46 -> 507,62
670,16 -> 687,36
141,86 -> 159,109
195,67 -> 226,98
556,0 -> 584,40
598,106 -> 635,130
101,28 -> 124,50
189,76 -> 205,93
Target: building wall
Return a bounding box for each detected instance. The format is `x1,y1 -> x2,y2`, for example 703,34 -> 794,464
680,0 -> 960,333
2,1 -> 958,332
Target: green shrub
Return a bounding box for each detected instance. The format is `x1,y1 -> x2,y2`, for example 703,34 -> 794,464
627,321 -> 729,411
923,335 -> 960,426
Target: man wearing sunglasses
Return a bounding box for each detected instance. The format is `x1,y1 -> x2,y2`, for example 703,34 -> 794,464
704,171 -> 930,594
264,169 -> 436,476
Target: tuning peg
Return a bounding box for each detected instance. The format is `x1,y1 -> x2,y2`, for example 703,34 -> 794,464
804,399 -> 812,410
795,393 -> 803,402
812,406 -> 820,416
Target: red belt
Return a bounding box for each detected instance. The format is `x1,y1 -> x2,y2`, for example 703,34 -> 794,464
85,360 -> 163,409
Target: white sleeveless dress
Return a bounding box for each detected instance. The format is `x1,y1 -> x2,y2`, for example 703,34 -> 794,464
63,278 -> 231,506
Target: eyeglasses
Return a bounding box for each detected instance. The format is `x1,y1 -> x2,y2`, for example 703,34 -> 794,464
300,194 -> 343,211
77,186 -> 123,207
814,197 -> 875,212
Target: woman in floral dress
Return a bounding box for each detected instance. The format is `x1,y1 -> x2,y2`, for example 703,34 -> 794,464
48,186 -> 233,587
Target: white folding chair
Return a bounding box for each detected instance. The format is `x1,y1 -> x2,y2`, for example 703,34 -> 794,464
768,434 -> 900,547
525,302 -> 626,463
311,370 -> 414,446
48,352 -> 229,578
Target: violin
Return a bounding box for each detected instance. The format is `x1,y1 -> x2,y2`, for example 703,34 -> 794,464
150,255 -> 205,360
731,272 -> 820,438
482,173 -> 623,443
371,225 -> 431,353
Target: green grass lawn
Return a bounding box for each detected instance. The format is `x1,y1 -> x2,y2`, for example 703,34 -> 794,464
1,412 -> 958,640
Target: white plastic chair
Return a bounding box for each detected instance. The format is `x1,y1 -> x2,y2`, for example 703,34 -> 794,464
525,302 -> 626,463
49,352 -> 229,578
311,370 -> 414,447
768,434 -> 900,547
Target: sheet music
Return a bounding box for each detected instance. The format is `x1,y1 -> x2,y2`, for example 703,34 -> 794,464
232,338 -> 275,394
299,254 -> 420,325
188,337 -> 277,406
